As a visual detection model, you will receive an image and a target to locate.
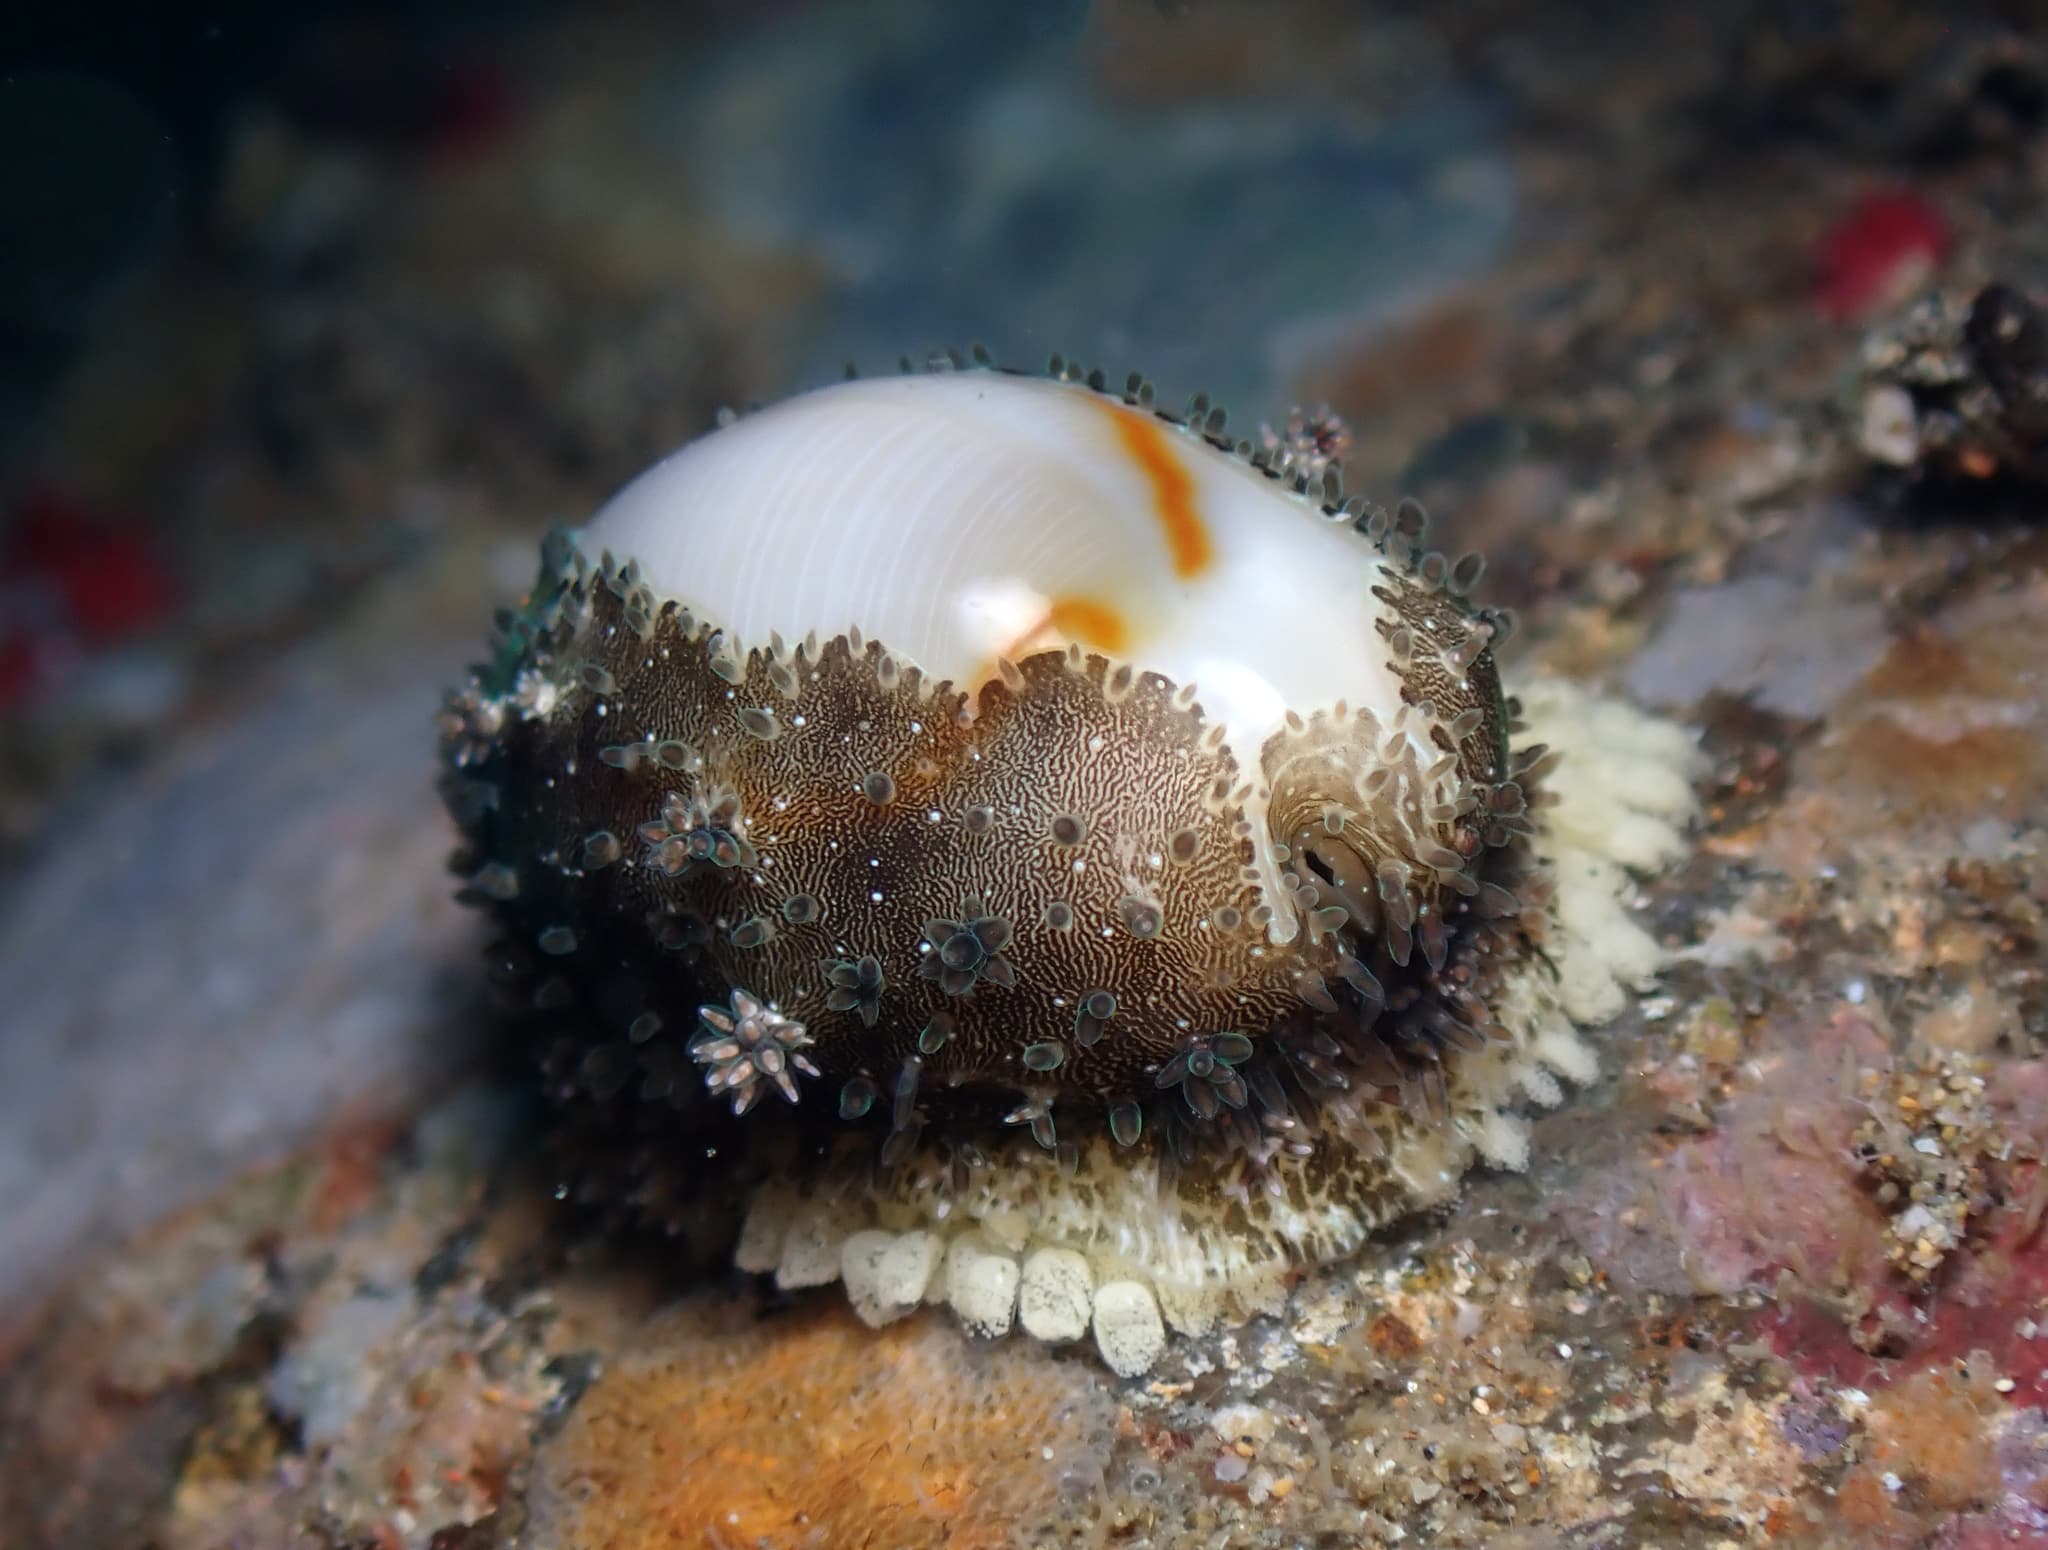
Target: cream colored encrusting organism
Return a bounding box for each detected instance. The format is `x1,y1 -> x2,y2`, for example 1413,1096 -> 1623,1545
438,355 -> 1701,1377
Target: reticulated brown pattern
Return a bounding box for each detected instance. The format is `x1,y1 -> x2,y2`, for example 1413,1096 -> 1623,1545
478,575 -> 1338,1134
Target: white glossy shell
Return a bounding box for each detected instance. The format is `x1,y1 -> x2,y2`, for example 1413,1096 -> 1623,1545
583,372 -> 1412,801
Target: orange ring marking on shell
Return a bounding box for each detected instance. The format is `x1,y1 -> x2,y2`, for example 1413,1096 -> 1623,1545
1101,403 -> 1213,579
1044,595 -> 1129,655
974,594 -> 1130,689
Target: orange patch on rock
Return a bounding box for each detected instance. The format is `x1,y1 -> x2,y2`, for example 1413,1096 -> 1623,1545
1104,405 -> 1211,578
528,1301 -> 1117,1550
1829,1362 -> 2005,1546
1864,1366 -> 2003,1513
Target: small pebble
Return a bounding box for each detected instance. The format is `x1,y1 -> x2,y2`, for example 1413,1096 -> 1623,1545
1209,1402 -> 1276,1445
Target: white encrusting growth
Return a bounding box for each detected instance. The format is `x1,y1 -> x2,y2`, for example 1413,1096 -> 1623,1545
1090,1281 -> 1168,1378
943,1232 -> 1023,1338
840,1228 -> 943,1327
1017,1247 -> 1095,1343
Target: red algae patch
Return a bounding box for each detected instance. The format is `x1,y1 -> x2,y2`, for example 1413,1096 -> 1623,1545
1814,189 -> 1952,321
526,1301 -> 1119,1550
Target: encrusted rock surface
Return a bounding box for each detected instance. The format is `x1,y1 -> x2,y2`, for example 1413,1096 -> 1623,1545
7,3 -> 2048,1547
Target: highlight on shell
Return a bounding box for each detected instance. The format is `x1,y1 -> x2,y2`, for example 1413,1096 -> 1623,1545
437,350 -> 1703,1377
